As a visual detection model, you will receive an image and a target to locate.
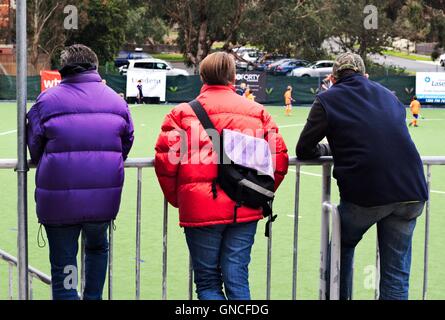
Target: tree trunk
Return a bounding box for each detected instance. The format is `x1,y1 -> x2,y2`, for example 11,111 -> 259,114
193,0 -> 208,73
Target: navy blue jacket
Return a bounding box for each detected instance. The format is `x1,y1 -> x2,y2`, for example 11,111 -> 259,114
297,73 -> 428,207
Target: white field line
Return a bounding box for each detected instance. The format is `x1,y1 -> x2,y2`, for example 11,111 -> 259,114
0,129 -> 17,136
406,118 -> 445,121
289,168 -> 445,195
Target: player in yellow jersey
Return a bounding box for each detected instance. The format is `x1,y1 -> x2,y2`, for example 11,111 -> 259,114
409,96 -> 421,127
284,85 -> 295,116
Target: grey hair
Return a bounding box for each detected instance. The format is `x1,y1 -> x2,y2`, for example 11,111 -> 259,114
60,44 -> 99,68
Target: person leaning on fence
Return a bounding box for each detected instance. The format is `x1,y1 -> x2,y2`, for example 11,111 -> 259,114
27,44 -> 134,300
154,52 -> 289,300
296,53 -> 428,300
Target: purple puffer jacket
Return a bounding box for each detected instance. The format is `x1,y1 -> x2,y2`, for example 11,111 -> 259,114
27,70 -> 134,225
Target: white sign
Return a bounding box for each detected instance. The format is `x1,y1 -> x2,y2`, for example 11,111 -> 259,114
126,69 -> 167,102
416,72 -> 445,104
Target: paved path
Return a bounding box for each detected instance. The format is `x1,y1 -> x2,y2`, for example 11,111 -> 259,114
369,54 -> 444,73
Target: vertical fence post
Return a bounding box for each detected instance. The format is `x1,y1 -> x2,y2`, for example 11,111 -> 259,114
351,257 -> 354,300
423,165 -> 431,300
188,255 -> 194,300
375,237 -> 380,300
80,232 -> 85,298
108,222 -> 114,300
162,198 -> 168,300
16,0 -> 29,301
266,216 -> 273,300
29,275 -> 33,300
329,204 -> 341,300
135,168 -> 142,300
8,263 -> 13,300
292,164 -> 301,300
319,164 -> 331,300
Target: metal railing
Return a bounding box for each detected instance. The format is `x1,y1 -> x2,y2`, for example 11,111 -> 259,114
0,249 -> 51,300
0,156 -> 444,300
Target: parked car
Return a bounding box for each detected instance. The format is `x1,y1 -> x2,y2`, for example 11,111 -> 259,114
119,58 -> 189,77
440,53 -> 445,67
233,48 -> 261,71
255,53 -> 289,71
114,50 -> 152,68
288,60 -> 335,77
268,59 -> 311,75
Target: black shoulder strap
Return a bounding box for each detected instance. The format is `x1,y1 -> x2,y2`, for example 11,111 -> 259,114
188,100 -> 216,132
188,99 -> 222,162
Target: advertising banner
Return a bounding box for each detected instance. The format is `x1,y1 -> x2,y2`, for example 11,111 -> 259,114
126,69 -> 167,102
416,72 -> 445,104
235,72 -> 267,103
40,70 -> 61,92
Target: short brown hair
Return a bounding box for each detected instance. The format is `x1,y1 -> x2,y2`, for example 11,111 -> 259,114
199,52 -> 236,85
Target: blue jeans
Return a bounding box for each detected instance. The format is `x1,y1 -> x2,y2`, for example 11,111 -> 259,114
44,222 -> 109,300
339,201 -> 425,300
185,221 -> 258,300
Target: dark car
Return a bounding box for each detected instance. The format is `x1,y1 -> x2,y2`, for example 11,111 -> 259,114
114,51 -> 152,68
254,54 -> 289,71
269,59 -> 311,75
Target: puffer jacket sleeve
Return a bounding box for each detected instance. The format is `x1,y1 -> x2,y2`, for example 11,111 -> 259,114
27,101 -> 46,165
121,105 -> 135,160
262,109 -> 289,190
155,108 -> 184,208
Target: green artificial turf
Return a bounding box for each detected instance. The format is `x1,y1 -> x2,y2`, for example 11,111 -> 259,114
0,102 -> 444,300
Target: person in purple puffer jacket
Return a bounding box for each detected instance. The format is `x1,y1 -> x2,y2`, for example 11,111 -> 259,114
27,44 -> 134,300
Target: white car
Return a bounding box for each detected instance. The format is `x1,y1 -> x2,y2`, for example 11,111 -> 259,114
233,48 -> 260,70
289,60 -> 335,77
440,53 -> 445,67
119,58 -> 189,77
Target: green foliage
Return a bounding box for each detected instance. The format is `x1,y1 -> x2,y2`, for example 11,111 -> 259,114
327,0 -> 393,58
152,53 -> 185,62
431,50 -> 441,61
365,59 -> 410,77
66,0 -> 129,64
125,4 -> 168,45
240,0 -> 330,61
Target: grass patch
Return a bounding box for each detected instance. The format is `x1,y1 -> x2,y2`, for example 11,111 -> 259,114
383,50 -> 434,62
151,53 -> 185,62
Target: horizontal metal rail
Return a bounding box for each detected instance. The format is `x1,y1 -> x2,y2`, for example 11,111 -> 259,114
0,248 -> 51,300
1,156 -> 444,300
0,249 -> 51,285
1,156 -> 445,170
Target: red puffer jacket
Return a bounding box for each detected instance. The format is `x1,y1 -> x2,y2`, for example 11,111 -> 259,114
155,84 -> 289,227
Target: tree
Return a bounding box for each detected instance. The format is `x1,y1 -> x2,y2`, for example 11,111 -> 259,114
125,1 -> 168,46
239,0 -> 334,61
326,0 -> 393,59
66,0 -> 129,64
27,0 -> 70,73
156,0 -> 253,71
393,0 -> 430,42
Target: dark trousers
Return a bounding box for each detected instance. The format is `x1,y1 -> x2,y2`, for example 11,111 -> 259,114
44,222 -> 109,300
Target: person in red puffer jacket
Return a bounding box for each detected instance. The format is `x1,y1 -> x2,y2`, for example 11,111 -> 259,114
155,52 -> 288,300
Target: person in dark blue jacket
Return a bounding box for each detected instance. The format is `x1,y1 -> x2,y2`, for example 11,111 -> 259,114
296,53 -> 428,300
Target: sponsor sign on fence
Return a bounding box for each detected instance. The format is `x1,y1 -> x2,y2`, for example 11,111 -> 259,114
235,72 -> 267,103
416,72 -> 445,104
40,70 -> 61,92
126,69 -> 167,102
